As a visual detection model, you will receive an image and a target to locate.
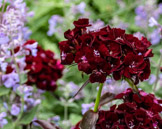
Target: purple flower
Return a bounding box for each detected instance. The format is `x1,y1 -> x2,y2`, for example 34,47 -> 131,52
67,82 -> 84,99
0,33 -> 9,45
24,41 -> 38,56
76,2 -> 86,14
71,2 -> 86,15
51,116 -> 60,122
0,62 -> 7,72
27,11 -> 35,17
2,72 -> 19,88
49,116 -> 60,126
34,99 -> 41,106
47,15 -> 63,36
22,27 -> 32,40
10,104 -> 20,116
89,19 -> 104,31
148,74 -> 156,85
25,98 -> 34,105
0,112 -> 7,118
133,32 -> 144,40
135,2 -> 162,29
135,6 -> 147,18
150,29 -> 161,45
135,16 -> 147,27
102,80 -> 129,95
3,102 -> 8,109
158,3 -> 162,14
148,17 -> 159,27
0,112 -> 8,128
81,103 -> 94,114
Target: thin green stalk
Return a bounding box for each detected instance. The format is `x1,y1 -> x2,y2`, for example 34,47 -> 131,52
64,101 -> 68,120
13,97 -> 25,129
125,78 -> 138,92
11,47 -> 24,128
0,0 -> 6,23
11,48 -> 21,81
153,52 -> 162,92
94,83 -> 103,112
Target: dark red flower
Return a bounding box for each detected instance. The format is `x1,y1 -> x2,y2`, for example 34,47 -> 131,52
73,18 -> 91,28
61,52 -> 74,65
25,40 -> 64,91
89,71 -> 106,83
59,18 -> 153,84
73,89 -> 162,129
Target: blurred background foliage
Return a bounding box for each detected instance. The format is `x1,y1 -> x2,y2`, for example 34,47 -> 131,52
21,0 -> 162,128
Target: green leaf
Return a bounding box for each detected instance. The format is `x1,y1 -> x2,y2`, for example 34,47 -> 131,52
19,106 -> 39,125
19,73 -> 28,84
3,123 -> 14,129
68,103 -> 79,109
70,113 -> 82,125
0,86 -> 10,96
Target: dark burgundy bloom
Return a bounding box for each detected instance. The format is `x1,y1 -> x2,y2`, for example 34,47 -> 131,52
25,40 -> 64,91
73,18 -> 91,28
73,89 -> 162,129
59,18 -> 153,84
89,71 -> 106,83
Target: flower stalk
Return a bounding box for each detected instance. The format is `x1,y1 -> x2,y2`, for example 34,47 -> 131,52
125,78 -> 138,92
94,83 -> 103,112
13,96 -> 25,129
153,51 -> 162,92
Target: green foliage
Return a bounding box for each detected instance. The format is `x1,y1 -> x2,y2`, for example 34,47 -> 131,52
0,86 -> 10,97
19,106 -> 39,125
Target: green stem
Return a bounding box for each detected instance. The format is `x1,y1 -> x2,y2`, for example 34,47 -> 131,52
11,48 -> 21,82
125,78 -> 138,92
13,97 -> 25,129
94,83 -> 103,112
153,52 -> 162,92
64,101 -> 68,120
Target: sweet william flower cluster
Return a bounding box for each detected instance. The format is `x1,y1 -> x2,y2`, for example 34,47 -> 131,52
59,18 -> 153,84
73,89 -> 162,129
24,40 -> 64,91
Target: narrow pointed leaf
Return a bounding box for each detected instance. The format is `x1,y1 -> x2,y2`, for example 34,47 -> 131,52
73,79 -> 89,98
99,92 -> 115,107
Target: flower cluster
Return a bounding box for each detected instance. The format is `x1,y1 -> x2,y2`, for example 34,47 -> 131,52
0,112 -> 8,128
135,1 -> 162,45
96,89 -> 162,129
25,40 -> 64,91
0,0 -> 34,88
74,88 -> 162,129
1,85 -> 42,125
59,18 -> 153,84
135,1 -> 162,28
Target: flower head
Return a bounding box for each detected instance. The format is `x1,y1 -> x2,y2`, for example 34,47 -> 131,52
59,18 -> 153,84
25,40 -> 64,91
74,89 -> 162,129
